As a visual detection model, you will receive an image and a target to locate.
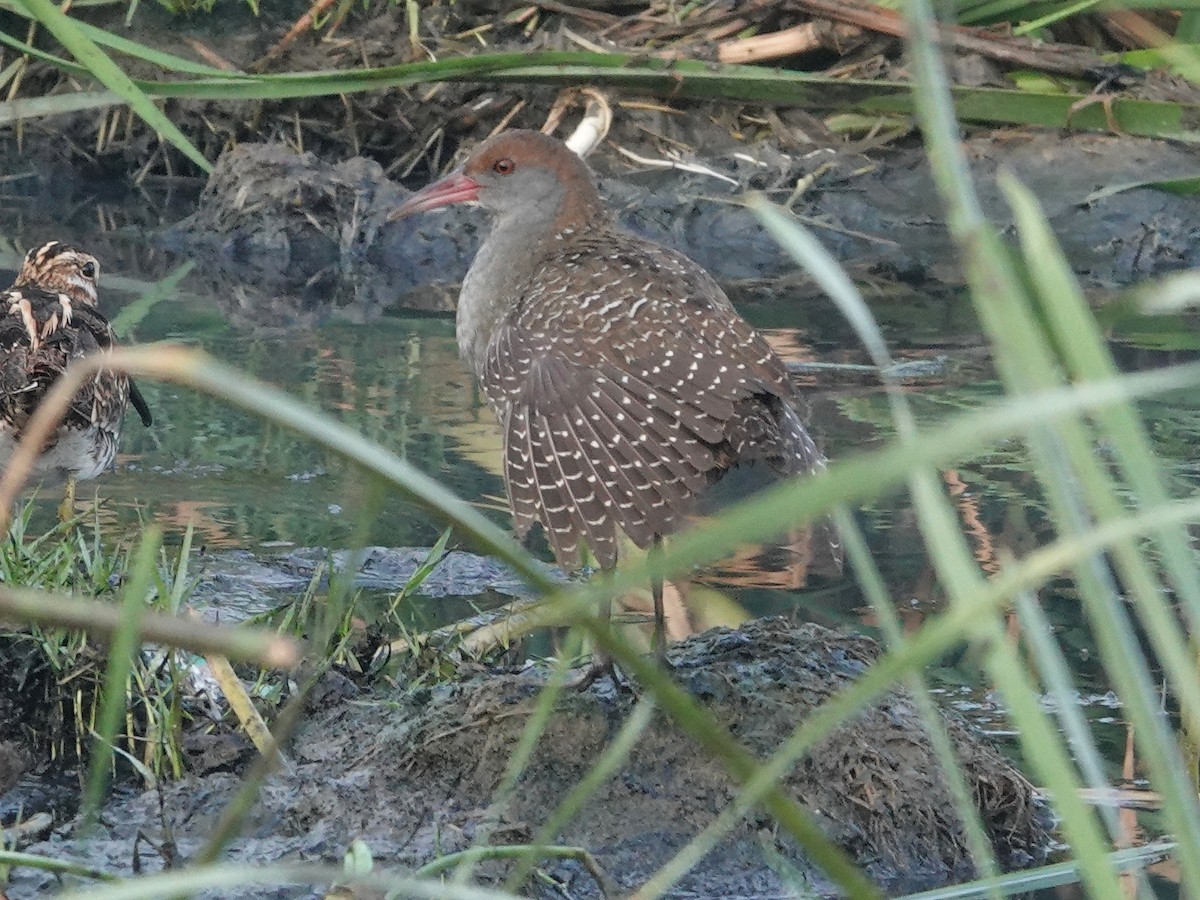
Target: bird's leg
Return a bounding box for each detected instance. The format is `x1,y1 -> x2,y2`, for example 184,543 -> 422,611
572,558 -> 640,692
571,591 -> 616,691
57,475 -> 76,523
651,534 -> 666,664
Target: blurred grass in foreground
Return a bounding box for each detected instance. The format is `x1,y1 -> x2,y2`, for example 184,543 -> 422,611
3,5 -> 1200,900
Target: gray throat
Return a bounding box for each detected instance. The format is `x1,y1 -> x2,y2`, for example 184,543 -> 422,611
456,210 -> 555,380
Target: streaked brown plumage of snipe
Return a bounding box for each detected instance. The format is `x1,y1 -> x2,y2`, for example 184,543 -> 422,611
0,241 -> 152,517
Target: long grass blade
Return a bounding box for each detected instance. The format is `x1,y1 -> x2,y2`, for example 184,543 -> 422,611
55,861 -> 526,899
1,35 -> 1196,138
904,0 -> 1200,892
77,527 -> 161,833
0,583 -> 299,665
747,197 -> 1001,890
0,2 -> 243,76
898,840 -> 1175,900
8,0 -> 212,170
0,89 -> 123,124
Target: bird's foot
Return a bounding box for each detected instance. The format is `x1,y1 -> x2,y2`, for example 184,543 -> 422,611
570,654 -> 631,693
652,620 -> 668,666
1066,92 -> 1123,134
652,640 -> 671,671
57,477 -> 77,524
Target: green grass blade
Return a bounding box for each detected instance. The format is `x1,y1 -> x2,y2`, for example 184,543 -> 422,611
1001,173 -> 1200,885
2,36 -> 1197,138
898,840 -> 1174,899
0,24 -> 90,76
898,0 -> 1129,894
1004,172 -> 1200,628
0,849 -> 120,882
77,526 -> 161,834
628,489 -> 1200,900
109,260 -> 194,338
838,511 -> 1003,889
7,0 -> 211,171
166,522 -> 194,614
1013,588 -> 1122,838
1130,271 -> 1200,314
905,0 -> 1200,893
0,89 -> 123,124
1083,175 -> 1200,203
1010,0 -> 1104,35
0,583 -> 298,665
745,197 -> 1001,888
0,1 -> 244,76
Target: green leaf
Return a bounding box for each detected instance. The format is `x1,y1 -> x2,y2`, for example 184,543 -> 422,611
1082,174 -> 1200,203
0,2 -> 245,76
0,88 -> 122,124
7,0 -> 212,171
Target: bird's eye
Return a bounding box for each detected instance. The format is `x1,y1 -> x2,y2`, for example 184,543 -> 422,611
81,261 -> 97,279
493,158 -> 515,175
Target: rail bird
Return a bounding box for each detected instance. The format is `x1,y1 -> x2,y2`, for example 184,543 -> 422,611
392,131 -> 832,680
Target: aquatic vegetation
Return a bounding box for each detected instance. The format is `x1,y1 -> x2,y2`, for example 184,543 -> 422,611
0,509 -> 295,793
0,509 -> 185,779
3,1 -> 1200,897
2,0 -> 1200,177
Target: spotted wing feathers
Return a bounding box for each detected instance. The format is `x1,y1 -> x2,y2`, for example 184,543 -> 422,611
483,232 -> 827,569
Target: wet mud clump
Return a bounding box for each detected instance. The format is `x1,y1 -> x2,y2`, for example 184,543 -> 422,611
161,144 -> 466,326
5,618 -> 1051,899
167,131 -> 1200,322
0,633 -> 89,762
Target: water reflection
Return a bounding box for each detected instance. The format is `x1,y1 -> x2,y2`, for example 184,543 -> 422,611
6,186 -> 1200,834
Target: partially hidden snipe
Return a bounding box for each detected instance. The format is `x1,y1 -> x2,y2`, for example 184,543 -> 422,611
0,242 -> 152,519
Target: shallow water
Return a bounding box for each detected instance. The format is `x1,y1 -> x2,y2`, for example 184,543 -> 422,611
4,180 -> 1200,869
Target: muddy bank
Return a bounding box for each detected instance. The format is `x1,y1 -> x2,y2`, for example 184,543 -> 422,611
2,618 -> 1052,898
3,0 -> 1197,184
162,131 -> 1200,325
3,0 -> 1198,316
189,545 -> 561,611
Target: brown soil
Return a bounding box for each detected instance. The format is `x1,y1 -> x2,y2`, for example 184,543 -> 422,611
2,618 -> 1052,899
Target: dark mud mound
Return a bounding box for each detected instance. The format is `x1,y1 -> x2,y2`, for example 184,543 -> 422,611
182,144 -> 402,281
167,131 -> 1200,321
0,632 -> 87,760
160,144 -> 461,328
383,619 -> 1050,895
0,740 -> 29,796
5,618 -> 1051,899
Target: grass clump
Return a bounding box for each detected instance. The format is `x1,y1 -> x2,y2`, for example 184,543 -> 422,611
244,527 -> 461,705
0,504 -> 191,782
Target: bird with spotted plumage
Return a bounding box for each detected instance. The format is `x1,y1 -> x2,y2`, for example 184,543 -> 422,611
0,242 -> 152,520
391,130 -> 835,682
